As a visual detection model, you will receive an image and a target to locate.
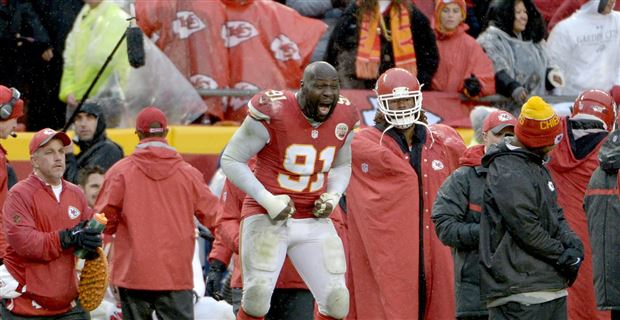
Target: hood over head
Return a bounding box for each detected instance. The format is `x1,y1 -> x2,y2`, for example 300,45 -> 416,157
75,101 -> 107,150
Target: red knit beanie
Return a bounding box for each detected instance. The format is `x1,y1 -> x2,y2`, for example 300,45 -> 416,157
516,96 -> 563,148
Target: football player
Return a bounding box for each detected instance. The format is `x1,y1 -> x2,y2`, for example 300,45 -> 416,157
220,61 -> 359,320
546,89 -> 617,319
346,68 -> 465,319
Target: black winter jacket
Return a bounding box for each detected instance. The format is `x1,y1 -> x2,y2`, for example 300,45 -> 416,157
584,130 -> 620,310
432,144 -> 488,317
324,2 -> 438,90
64,102 -> 123,184
479,139 -> 582,302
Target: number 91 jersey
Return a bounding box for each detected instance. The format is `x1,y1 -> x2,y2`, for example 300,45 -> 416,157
241,89 -> 359,219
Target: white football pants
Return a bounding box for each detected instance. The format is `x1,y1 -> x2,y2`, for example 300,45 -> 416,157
239,215 -> 349,319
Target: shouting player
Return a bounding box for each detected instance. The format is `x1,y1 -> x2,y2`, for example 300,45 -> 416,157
221,61 -> 358,320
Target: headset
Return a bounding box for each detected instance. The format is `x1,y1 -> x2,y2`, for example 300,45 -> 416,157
0,87 -> 20,120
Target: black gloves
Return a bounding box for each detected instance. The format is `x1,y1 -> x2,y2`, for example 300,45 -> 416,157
463,74 -> 482,98
59,221 -> 102,251
206,259 -> 227,300
556,247 -> 583,287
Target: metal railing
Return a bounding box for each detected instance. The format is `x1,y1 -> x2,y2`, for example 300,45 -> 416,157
196,88 -> 578,105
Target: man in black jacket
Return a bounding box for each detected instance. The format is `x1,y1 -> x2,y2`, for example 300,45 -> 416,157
64,101 -> 123,184
433,109 -> 517,320
480,96 -> 584,320
584,129 -> 620,320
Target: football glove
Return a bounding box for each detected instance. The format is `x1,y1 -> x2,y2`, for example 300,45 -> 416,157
258,190 -> 296,220
312,192 -> 341,218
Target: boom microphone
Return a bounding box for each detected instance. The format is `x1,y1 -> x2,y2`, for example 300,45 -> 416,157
126,4 -> 145,68
62,4 -> 146,132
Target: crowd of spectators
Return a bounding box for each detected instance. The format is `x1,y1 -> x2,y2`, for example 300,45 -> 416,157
2,0 -> 619,130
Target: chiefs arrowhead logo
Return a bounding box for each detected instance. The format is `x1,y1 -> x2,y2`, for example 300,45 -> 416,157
498,113 -> 513,121
68,206 -> 81,220
229,82 -> 259,111
361,163 -> 369,173
190,74 -> 218,90
222,21 -> 259,48
431,160 -> 445,171
270,34 -> 301,61
172,11 -> 206,39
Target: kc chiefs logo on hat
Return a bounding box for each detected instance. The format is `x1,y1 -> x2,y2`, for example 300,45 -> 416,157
537,114 -> 560,130
498,113 -> 513,121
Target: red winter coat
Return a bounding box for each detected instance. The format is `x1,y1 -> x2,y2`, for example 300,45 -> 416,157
3,175 -> 93,316
432,24 -> 495,97
95,137 -> 218,290
0,145 -> 9,258
547,117 -> 611,320
346,124 -> 465,320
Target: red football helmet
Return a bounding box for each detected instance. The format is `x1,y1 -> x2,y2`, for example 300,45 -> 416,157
571,89 -> 617,131
374,68 -> 423,129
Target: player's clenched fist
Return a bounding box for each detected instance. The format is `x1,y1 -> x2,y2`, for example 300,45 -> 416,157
258,190 -> 296,220
312,193 -> 341,218
271,195 -> 296,220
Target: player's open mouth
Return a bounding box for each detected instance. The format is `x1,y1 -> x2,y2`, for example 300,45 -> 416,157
318,104 -> 331,115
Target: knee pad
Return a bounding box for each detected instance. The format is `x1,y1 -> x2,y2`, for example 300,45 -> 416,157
324,287 -> 349,319
322,236 -> 346,274
242,279 -> 272,317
